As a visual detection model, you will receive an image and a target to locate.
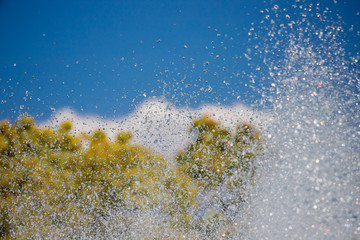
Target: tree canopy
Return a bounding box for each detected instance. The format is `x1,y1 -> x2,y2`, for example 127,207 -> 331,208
0,115 -> 262,239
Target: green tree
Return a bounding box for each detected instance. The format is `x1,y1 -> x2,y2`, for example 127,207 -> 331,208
175,115 -> 263,238
176,115 -> 262,188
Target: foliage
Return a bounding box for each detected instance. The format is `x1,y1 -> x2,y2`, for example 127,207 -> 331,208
175,115 -> 263,237
0,115 -> 262,239
176,115 -> 262,188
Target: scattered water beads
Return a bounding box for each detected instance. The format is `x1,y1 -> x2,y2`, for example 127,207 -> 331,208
248,2 -> 359,240
1,1 -> 359,239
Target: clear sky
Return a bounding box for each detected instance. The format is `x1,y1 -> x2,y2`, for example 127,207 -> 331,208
0,0 -> 359,121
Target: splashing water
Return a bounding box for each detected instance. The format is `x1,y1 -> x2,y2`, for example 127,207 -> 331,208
1,1 -> 359,240
248,2 -> 360,239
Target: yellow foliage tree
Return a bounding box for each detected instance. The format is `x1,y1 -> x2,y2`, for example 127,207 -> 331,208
0,114 -> 262,239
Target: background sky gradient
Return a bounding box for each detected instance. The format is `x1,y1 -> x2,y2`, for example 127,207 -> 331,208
1,0 -> 359,121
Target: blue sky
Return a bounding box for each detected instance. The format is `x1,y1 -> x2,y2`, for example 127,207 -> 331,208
0,0 -> 359,121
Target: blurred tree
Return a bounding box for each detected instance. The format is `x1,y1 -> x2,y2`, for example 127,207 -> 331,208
0,114 -> 262,239
175,115 -> 263,237
176,115 -> 262,188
